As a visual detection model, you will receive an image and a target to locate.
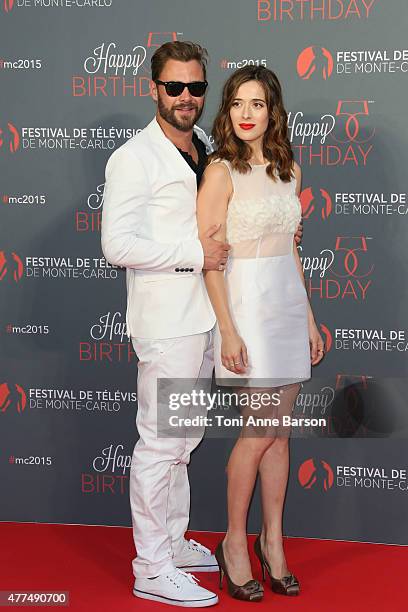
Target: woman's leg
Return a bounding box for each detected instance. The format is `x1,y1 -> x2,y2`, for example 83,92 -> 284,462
257,382 -> 301,578
222,387 -> 276,585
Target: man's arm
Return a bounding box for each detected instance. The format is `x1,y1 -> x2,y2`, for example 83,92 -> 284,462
293,160 -> 303,244
101,145 -> 204,272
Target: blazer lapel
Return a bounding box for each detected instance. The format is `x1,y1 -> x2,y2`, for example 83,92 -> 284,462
146,117 -> 197,184
194,124 -> 214,154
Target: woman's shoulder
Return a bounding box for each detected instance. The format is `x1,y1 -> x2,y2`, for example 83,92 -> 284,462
201,158 -> 233,197
207,156 -> 232,169
205,157 -> 232,179
291,161 -> 302,192
292,160 -> 301,178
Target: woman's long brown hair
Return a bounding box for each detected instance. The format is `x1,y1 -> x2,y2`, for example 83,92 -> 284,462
208,66 -> 294,183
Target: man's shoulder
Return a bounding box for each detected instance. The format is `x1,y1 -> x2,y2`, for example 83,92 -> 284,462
119,121 -> 152,154
106,120 -> 154,166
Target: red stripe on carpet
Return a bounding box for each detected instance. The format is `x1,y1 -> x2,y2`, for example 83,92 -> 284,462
0,523 -> 405,611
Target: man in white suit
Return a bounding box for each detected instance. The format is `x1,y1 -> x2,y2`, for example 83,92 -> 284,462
101,41 -> 227,607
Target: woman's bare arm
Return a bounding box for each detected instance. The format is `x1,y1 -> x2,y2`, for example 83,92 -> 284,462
197,162 -> 235,334
197,162 -> 248,373
292,162 -> 325,363
292,161 -> 315,322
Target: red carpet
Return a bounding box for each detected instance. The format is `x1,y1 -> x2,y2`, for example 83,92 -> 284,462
0,522 -> 406,611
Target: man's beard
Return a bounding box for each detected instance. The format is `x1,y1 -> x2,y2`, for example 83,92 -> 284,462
157,95 -> 203,132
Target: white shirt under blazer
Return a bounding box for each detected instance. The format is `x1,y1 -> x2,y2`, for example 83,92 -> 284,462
101,117 -> 216,340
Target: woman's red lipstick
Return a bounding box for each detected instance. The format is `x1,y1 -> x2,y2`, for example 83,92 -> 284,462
239,123 -> 255,130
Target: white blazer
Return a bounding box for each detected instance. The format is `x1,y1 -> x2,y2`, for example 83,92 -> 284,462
101,116 -> 216,340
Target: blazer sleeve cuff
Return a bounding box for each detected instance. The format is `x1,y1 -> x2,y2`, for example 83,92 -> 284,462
180,239 -> 204,273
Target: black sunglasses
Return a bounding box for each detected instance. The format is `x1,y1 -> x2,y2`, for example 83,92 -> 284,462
155,80 -> 208,97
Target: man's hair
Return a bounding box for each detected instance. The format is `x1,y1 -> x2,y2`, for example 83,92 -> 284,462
151,41 -> 208,82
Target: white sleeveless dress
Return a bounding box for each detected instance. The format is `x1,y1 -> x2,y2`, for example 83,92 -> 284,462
213,159 -> 311,388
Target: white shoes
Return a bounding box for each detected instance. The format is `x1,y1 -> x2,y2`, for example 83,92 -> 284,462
133,568 -> 218,607
173,539 -> 219,573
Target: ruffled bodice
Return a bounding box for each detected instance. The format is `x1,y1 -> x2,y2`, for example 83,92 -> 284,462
226,192 -> 301,244
212,159 -> 301,259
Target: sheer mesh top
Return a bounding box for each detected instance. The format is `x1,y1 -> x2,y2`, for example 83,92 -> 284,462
211,159 -> 301,259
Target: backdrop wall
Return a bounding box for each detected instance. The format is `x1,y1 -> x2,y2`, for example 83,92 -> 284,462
1,0 -> 408,545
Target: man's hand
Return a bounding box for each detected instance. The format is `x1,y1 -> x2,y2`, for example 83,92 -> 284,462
294,221 -> 303,245
200,224 -> 230,271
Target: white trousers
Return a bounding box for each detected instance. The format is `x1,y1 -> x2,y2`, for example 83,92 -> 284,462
130,329 -> 214,578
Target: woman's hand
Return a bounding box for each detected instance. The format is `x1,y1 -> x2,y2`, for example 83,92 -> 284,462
308,318 -> 325,365
221,330 -> 248,374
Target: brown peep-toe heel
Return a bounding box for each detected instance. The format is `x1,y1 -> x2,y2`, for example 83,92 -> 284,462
254,534 -> 300,596
215,540 -> 264,602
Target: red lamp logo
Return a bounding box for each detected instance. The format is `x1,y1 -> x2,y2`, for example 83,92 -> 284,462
0,383 -> 27,414
3,0 -> 14,13
300,187 -> 332,220
0,251 -> 24,282
298,458 -> 334,491
297,46 -> 333,80
0,122 -> 20,152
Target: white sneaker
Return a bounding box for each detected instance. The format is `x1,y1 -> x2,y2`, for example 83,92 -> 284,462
173,539 -> 218,573
133,568 -> 218,607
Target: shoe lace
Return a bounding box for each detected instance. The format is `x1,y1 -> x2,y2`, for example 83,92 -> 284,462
187,539 -> 211,556
169,569 -> 200,589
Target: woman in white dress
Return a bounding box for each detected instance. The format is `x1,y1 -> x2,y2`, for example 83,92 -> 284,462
196,66 -> 324,601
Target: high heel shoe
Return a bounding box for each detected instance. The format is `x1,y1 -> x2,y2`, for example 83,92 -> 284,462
214,540 -> 264,602
254,534 -> 300,596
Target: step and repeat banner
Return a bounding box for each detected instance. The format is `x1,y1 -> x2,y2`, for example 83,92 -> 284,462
1,0 -> 408,545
